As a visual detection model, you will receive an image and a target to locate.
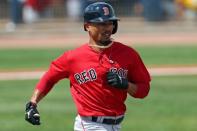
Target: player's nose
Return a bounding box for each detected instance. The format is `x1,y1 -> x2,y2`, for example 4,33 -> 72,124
102,25 -> 113,33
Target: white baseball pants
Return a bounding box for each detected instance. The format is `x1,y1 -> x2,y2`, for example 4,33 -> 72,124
74,115 -> 122,131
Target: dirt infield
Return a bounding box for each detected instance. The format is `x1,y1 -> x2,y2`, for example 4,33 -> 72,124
0,19 -> 197,48
0,66 -> 196,80
0,32 -> 197,49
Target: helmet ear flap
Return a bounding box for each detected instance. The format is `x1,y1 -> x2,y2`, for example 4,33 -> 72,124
112,21 -> 118,34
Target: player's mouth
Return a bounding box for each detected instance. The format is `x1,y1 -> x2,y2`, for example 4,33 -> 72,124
101,32 -> 112,39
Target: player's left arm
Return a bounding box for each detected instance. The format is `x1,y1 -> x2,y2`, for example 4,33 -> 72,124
127,81 -> 150,98
106,71 -> 150,98
127,82 -> 137,96
106,49 -> 151,98
126,50 -> 151,98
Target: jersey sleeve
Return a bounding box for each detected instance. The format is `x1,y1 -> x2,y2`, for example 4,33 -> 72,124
36,51 -> 70,95
128,51 -> 151,98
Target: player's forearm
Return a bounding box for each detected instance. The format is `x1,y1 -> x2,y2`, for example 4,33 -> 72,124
30,78 -> 56,104
31,69 -> 61,104
127,82 -> 150,99
127,82 -> 137,96
30,89 -> 46,104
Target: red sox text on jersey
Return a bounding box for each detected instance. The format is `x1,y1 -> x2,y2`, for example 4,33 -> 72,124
74,67 -> 128,84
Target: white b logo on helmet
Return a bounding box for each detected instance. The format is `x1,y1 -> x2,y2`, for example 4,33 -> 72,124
103,7 -> 109,16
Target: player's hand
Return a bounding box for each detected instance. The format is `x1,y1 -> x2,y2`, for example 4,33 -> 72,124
107,72 -> 128,90
25,102 -> 41,125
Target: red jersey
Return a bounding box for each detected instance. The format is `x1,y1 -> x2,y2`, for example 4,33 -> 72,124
36,42 -> 151,116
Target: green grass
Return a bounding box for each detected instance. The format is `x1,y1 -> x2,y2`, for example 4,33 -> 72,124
124,75 -> 197,131
0,45 -> 197,70
135,45 -> 197,66
0,48 -> 67,70
0,75 -> 197,131
0,79 -> 75,131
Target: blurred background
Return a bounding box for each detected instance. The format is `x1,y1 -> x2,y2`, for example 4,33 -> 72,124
0,0 -> 197,131
0,0 -> 196,42
0,0 -> 197,33
0,0 -> 197,47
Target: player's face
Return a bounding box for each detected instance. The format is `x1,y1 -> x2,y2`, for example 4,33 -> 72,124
86,21 -> 114,45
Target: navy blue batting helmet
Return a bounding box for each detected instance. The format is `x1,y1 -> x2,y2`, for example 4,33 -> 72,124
84,2 -> 119,34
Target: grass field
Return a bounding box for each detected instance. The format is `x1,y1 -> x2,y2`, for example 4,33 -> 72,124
0,45 -> 197,70
0,45 -> 197,131
0,76 -> 197,131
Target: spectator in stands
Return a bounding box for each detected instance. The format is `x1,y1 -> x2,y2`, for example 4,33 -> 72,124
175,0 -> 197,20
134,0 -> 177,21
140,0 -> 165,21
162,0 -> 177,20
5,0 -> 25,32
66,0 -> 81,21
23,0 -> 52,23
133,0 -> 144,16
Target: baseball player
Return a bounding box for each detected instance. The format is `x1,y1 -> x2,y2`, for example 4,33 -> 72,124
25,2 -> 151,131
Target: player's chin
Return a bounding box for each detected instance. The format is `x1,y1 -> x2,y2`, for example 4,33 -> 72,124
99,39 -> 112,46
101,36 -> 111,42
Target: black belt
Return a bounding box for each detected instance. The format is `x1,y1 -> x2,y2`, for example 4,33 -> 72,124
91,116 -> 124,125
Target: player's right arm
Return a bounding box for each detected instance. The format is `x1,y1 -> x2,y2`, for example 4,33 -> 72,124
25,88 -> 44,125
25,52 -> 70,125
30,89 -> 45,104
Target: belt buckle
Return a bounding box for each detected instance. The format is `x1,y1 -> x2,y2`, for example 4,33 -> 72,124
91,116 -> 98,122
102,117 -> 117,125
114,118 -> 117,124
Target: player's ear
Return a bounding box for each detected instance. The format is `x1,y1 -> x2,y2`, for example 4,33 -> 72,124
84,22 -> 90,31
